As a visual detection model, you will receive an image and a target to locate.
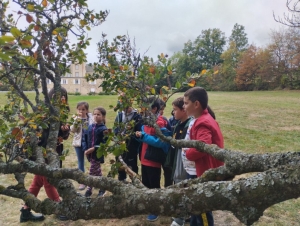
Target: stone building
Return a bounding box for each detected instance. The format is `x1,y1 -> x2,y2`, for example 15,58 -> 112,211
46,63 -> 103,94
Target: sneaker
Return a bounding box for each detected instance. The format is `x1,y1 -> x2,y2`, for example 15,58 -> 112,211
20,208 -> 45,223
57,215 -> 68,221
78,184 -> 86,190
98,190 -> 105,197
85,190 -> 92,197
147,214 -> 158,221
171,220 -> 184,226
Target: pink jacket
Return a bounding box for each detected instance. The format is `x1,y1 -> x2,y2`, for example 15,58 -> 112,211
186,109 -> 224,177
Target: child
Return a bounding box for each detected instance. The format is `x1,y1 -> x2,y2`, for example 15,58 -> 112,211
114,105 -> 142,182
135,97 -> 170,222
169,97 -> 192,226
20,87 -> 70,222
158,99 -> 173,187
182,106 -> 215,180
184,87 -> 224,226
70,101 -> 93,190
169,110 -> 179,131
83,107 -> 107,197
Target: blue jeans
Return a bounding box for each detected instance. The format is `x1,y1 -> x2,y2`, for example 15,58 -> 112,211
75,146 -> 85,173
187,174 -> 214,226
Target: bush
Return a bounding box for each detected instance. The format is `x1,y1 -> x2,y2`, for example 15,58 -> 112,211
98,91 -> 117,95
75,92 -> 81,96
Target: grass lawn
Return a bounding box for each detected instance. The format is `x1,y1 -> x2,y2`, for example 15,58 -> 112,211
0,90 -> 299,225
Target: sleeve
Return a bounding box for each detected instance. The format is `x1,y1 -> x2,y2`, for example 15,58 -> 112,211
70,123 -> 81,133
60,125 -> 70,140
114,113 -> 121,135
139,129 -> 170,153
81,129 -> 88,151
185,124 -> 212,161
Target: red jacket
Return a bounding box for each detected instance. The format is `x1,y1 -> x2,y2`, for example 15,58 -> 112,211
186,109 -> 224,177
140,115 -> 167,168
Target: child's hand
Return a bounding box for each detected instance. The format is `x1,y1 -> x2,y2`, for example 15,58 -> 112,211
61,124 -> 69,131
135,131 -> 142,137
85,148 -> 94,155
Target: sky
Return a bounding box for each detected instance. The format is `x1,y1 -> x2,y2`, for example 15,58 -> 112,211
84,0 -> 289,63
8,0 -> 290,63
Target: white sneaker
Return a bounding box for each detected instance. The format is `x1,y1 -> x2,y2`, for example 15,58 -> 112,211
171,220 -> 184,226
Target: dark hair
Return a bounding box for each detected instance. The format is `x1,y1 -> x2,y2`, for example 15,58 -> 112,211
207,105 -> 216,119
77,101 -> 89,111
48,87 -> 69,111
146,97 -> 161,113
93,106 -> 106,124
158,98 -> 166,108
172,97 -> 184,110
48,87 -> 68,103
93,107 -> 106,116
184,87 -> 208,110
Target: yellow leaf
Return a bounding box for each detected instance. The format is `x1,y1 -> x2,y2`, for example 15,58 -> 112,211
162,86 -> 169,90
201,69 -> 207,75
150,88 -> 156,94
214,70 -> 219,74
188,79 -> 196,87
42,0 -> 48,7
19,138 -> 25,144
27,4 -> 35,11
160,53 -> 164,58
57,35 -> 62,42
29,124 -> 37,129
79,20 -> 87,26
19,39 -> 32,48
52,30 -> 58,35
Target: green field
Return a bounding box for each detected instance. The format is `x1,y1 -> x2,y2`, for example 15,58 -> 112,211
0,91 -> 299,225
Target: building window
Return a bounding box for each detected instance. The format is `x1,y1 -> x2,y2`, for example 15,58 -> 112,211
66,73 -> 71,77
89,80 -> 96,85
75,72 -> 79,77
75,88 -> 79,92
74,79 -> 80,84
61,79 -> 68,84
90,88 -> 95,93
75,64 -> 79,70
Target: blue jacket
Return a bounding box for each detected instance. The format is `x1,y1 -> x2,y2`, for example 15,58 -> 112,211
83,123 -> 107,161
138,125 -> 172,154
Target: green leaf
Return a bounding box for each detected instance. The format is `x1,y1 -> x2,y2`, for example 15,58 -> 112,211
23,35 -> 33,41
167,65 -> 172,71
0,52 -> 12,61
0,36 -> 15,42
59,155 -> 66,161
10,27 -> 22,38
175,81 -> 181,89
186,71 -> 191,78
27,4 -> 35,11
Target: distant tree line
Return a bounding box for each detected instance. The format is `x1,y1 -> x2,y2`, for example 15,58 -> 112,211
163,24 -> 300,91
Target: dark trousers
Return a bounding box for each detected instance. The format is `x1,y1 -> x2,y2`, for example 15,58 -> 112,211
141,165 -> 161,189
190,212 -> 214,226
162,165 -> 173,187
118,152 -> 138,181
187,174 -> 214,226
